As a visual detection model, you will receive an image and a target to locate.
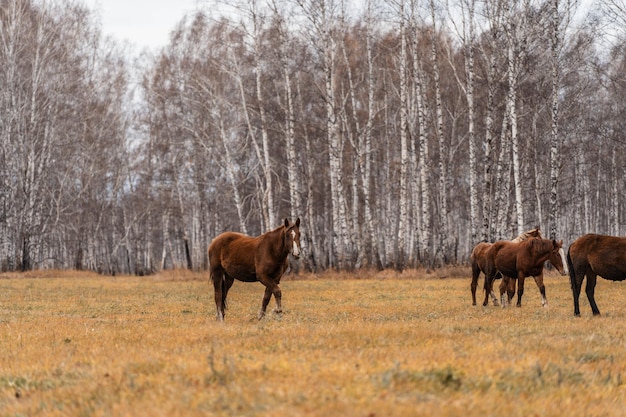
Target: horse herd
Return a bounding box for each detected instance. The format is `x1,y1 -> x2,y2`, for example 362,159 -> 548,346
208,218 -> 626,321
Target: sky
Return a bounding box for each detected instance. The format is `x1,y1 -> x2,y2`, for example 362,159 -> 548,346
85,0 -> 203,51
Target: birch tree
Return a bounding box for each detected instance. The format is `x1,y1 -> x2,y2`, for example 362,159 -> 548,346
397,0 -> 410,270
363,0 -> 382,268
295,0 -> 351,268
408,0 -> 431,265
249,0 -> 276,229
477,0 -> 506,242
504,0 -> 529,235
430,0 -> 451,263
269,1 -> 303,224
548,0 -> 560,240
447,0 -> 479,243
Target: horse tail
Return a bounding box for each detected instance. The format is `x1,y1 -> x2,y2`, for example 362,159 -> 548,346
566,246 -> 577,292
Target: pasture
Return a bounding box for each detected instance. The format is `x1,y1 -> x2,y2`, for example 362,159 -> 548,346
1,269 -> 626,416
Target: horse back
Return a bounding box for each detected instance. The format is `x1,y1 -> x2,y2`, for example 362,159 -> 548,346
487,241 -> 518,275
209,232 -> 260,282
570,234 -> 626,281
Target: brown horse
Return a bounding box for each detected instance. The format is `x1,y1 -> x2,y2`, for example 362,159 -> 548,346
208,218 -> 301,321
567,234 -> 626,316
470,227 -> 543,306
482,238 -> 568,308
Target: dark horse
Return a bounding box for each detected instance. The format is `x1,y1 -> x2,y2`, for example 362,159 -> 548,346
567,234 -> 626,316
482,238 -> 568,308
470,227 -> 543,306
208,218 -> 301,321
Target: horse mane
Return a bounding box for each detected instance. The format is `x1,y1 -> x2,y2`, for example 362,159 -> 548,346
511,227 -> 542,243
526,237 -> 553,256
259,223 -> 292,257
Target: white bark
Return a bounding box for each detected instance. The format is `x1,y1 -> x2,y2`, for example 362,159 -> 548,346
250,1 -> 276,229
398,0 -> 410,270
410,13 -> 430,264
430,0 -> 449,262
506,1 -> 526,235
549,0 -> 560,240
363,0 -> 380,268
494,105 -> 511,240
214,101 -> 248,235
479,0 -> 505,242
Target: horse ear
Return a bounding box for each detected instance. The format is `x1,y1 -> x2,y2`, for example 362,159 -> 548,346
295,218 -> 300,228
284,218 -> 290,227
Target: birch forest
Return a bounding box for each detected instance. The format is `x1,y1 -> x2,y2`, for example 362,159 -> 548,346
0,0 -> 625,274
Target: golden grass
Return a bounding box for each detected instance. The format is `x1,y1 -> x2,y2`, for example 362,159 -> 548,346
1,269 -> 626,416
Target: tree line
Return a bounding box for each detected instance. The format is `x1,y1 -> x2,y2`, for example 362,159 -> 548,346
0,0 -> 624,274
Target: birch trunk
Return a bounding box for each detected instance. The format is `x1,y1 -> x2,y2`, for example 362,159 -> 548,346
279,35 -> 302,224
251,1 -> 276,229
494,107 -> 511,240
340,19 -> 363,267
363,0 -> 381,268
216,104 -> 247,235
326,45 -> 350,268
412,24 -> 430,265
611,148 -> 619,236
230,52 -> 269,231
481,51 -> 496,242
467,0 -> 479,244
548,0 -> 560,240
506,2 -> 524,235
397,0 -> 409,270
479,0 -> 504,242
430,0 -> 449,263
296,73 -> 318,270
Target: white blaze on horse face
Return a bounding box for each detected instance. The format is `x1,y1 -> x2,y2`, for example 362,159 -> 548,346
559,248 -> 569,275
291,229 -> 300,257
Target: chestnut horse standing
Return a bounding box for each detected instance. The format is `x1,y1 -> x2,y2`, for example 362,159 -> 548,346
482,238 -> 568,308
470,227 -> 542,306
208,218 -> 301,321
567,234 -> 626,316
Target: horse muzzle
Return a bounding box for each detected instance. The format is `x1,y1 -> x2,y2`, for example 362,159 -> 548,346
291,244 -> 301,259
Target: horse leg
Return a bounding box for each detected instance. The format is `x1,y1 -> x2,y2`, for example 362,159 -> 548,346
499,276 -> 508,308
490,287 -> 498,306
258,279 -> 283,320
533,274 -> 548,307
490,273 -> 500,306
482,273 -> 494,307
273,284 -> 283,315
471,266 -> 480,306
507,277 -> 516,303
585,272 -> 600,316
211,268 -> 225,321
571,271 -> 584,317
222,274 -> 235,312
258,285 -> 272,320
516,276 -> 525,307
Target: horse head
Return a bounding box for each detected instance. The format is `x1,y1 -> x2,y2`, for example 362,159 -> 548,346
548,239 -> 568,276
284,218 -> 301,259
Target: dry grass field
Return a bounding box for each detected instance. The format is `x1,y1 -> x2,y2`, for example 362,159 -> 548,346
2,268 -> 626,416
